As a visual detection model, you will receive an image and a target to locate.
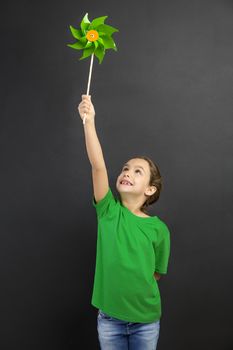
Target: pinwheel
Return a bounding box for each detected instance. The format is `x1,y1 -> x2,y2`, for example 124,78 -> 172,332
67,13 -> 119,124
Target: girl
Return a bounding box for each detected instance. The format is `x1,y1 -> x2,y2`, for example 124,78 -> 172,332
78,95 -> 171,350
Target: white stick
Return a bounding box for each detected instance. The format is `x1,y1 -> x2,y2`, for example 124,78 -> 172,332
83,53 -> 94,125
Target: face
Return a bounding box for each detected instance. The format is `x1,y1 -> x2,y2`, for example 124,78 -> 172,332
116,158 -> 156,198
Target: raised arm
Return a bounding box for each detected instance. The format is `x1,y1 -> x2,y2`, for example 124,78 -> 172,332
78,95 -> 109,202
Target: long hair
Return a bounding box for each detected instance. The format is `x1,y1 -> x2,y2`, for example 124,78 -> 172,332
135,156 -> 163,214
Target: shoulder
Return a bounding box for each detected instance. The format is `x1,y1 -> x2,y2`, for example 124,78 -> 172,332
155,218 -> 171,238
92,187 -> 120,219
156,216 -> 170,228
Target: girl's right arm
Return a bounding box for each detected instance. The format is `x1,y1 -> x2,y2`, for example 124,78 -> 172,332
78,95 -> 109,202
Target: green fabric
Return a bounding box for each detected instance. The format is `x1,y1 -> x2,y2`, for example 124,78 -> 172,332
91,187 -> 171,323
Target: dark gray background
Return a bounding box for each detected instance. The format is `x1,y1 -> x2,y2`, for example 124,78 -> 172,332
0,0 -> 232,349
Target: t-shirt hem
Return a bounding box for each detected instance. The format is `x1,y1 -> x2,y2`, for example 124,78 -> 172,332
155,270 -> 167,274
92,301 -> 161,324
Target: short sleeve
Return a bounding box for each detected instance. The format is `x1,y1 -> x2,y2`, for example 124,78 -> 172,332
92,187 -> 117,219
154,222 -> 171,274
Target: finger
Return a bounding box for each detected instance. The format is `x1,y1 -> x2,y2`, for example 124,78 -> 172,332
81,105 -> 90,112
83,100 -> 90,106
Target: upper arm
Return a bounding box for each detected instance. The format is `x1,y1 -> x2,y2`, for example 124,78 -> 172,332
92,167 -> 109,203
154,223 -> 170,275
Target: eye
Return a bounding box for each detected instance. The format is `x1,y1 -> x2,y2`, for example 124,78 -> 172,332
122,167 -> 128,171
135,169 -> 142,174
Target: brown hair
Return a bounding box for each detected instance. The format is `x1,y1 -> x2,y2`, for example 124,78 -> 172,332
134,155 -> 163,214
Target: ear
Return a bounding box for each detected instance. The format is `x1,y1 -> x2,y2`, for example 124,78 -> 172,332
145,186 -> 157,197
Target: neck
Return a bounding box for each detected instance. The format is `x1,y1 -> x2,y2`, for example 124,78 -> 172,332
120,195 -> 144,215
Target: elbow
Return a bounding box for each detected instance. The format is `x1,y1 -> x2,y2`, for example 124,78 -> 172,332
154,272 -> 161,281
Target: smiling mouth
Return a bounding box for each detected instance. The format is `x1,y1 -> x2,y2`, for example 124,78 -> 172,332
120,180 -> 133,186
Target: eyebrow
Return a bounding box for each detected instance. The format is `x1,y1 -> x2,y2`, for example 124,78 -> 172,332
123,163 -> 145,173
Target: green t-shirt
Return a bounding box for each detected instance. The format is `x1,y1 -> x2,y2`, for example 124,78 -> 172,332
91,187 -> 171,323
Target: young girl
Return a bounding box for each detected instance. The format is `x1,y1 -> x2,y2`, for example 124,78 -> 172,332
78,95 -> 171,350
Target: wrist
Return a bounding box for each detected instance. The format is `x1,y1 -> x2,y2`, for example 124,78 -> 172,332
83,116 -> 95,126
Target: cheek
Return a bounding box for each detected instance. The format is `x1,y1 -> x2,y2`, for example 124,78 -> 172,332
140,178 -> 148,186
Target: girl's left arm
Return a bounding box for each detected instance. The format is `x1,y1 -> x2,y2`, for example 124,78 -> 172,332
154,272 -> 161,281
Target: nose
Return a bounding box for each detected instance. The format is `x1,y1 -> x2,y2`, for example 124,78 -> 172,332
123,174 -> 131,182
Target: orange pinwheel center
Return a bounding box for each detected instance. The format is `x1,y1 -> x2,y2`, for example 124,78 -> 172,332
86,30 -> 99,42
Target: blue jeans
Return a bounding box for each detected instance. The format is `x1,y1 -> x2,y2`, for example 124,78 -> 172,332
97,309 -> 160,350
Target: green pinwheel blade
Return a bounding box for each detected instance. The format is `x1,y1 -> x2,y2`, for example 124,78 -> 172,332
94,41 -> 99,50
89,16 -> 108,29
96,24 -> 119,36
94,44 -> 105,64
84,41 -> 93,49
79,46 -> 95,61
69,26 -> 83,40
67,41 -> 85,50
79,35 -> 88,44
97,37 -> 104,46
80,13 -> 90,34
100,35 -> 117,51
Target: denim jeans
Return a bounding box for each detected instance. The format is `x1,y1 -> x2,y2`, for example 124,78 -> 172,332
97,309 -> 160,350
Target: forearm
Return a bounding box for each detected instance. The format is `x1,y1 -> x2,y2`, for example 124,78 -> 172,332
154,272 -> 161,281
83,118 -> 106,170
